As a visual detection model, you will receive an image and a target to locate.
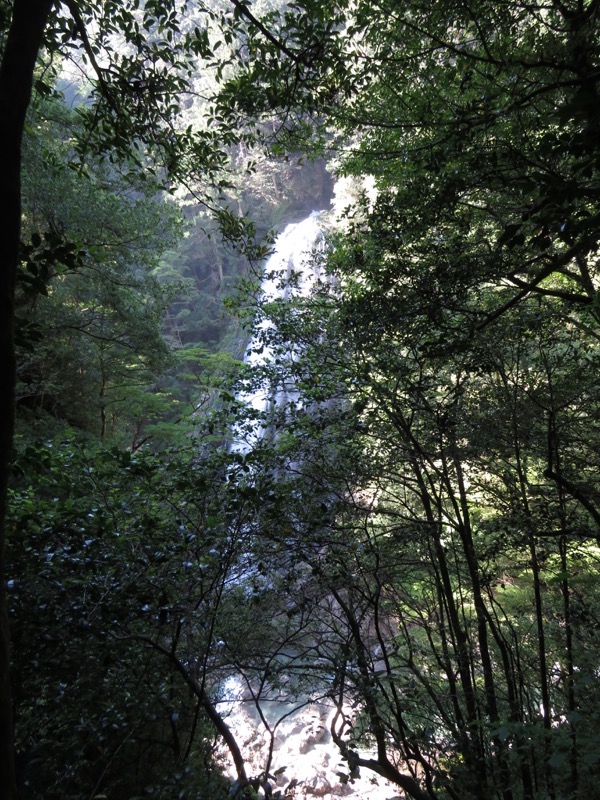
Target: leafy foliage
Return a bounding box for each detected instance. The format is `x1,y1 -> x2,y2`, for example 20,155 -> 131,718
8,431 -> 241,799
206,2 -> 600,798
7,1 -> 600,799
16,95 -> 183,442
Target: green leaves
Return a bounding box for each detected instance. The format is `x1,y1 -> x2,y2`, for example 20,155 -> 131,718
7,1 -> 600,797
7,433 -> 241,798
17,95 -> 183,441
18,230 -> 86,296
213,3 -> 600,797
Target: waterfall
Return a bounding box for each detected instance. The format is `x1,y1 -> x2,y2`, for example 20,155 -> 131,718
219,212 -> 399,800
233,211 -> 325,454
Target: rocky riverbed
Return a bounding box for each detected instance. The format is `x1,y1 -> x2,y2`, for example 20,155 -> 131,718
218,690 -> 403,800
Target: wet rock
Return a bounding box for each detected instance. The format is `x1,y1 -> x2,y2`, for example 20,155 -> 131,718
331,781 -> 354,797
302,770 -> 332,796
299,720 -> 326,753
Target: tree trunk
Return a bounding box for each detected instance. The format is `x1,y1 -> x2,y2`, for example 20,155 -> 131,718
0,1 -> 54,796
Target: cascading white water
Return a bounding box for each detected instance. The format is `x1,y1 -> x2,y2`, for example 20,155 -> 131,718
220,213 -> 398,800
233,211 -> 325,454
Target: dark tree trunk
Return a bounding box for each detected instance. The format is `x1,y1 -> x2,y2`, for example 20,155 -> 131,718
0,1 -> 54,796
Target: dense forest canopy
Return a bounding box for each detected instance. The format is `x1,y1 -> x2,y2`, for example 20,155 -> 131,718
1,1 -> 600,799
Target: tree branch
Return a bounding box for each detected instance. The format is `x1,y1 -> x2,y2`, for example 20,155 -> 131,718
228,0 -> 299,62
125,633 -> 248,783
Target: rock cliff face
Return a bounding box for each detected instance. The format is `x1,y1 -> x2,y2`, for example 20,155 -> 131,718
218,692 -> 399,800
